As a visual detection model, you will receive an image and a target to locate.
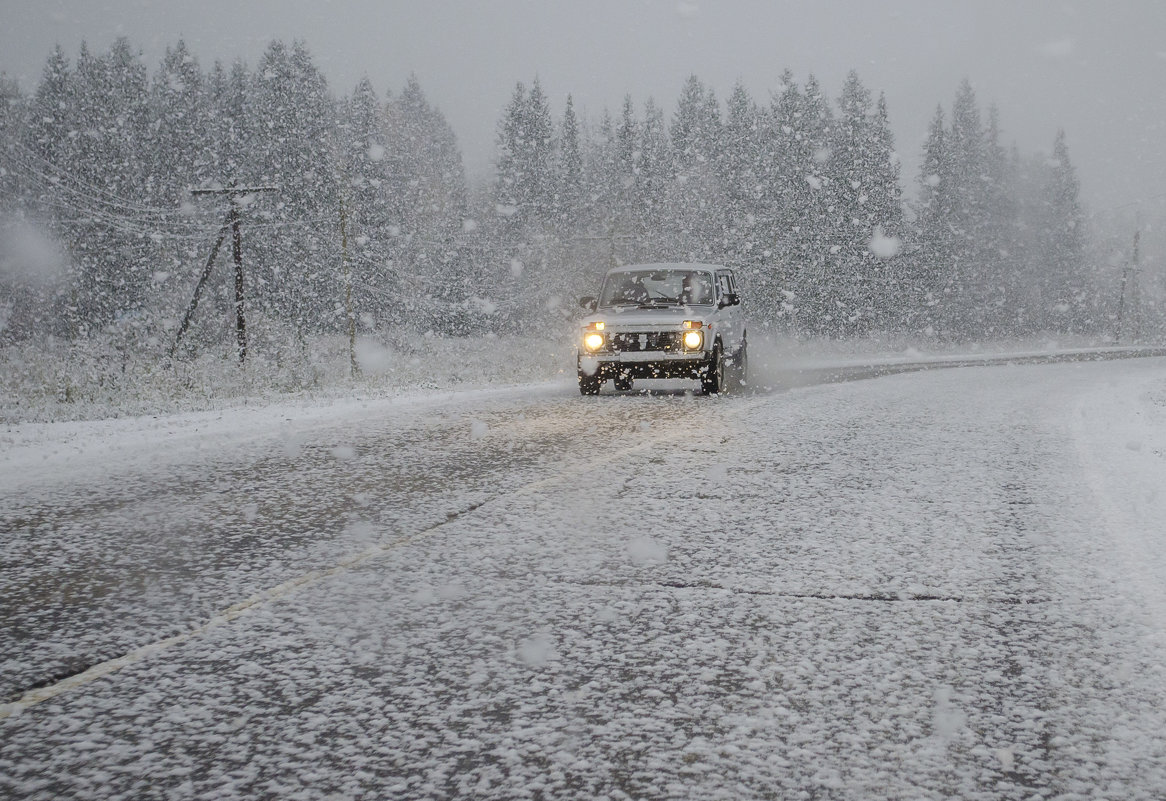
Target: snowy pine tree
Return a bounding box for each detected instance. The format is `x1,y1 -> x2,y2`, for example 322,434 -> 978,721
1033,130 -> 1088,332
338,76 -> 393,329
636,97 -> 670,257
205,60 -> 252,187
913,104 -> 949,335
789,74 -> 837,335
666,75 -> 724,262
612,94 -> 640,238
553,94 -> 584,232
247,40 -> 339,332
50,40 -> 154,332
979,104 -> 1020,335
720,82 -> 762,274
830,71 -> 881,332
386,74 -> 469,332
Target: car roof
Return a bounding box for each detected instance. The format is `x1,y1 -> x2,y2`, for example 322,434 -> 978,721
605,262 -> 724,275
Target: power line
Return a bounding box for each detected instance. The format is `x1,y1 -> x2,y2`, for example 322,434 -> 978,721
33,200 -> 215,242
1,148 -> 218,235
5,138 -> 212,221
3,146 -> 335,241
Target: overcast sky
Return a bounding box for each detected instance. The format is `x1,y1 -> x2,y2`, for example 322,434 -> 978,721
2,0 -> 1165,232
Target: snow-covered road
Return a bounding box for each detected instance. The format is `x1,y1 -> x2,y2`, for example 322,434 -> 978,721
3,356 -> 1166,799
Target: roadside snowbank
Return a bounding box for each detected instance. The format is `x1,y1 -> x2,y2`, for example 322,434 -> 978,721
0,331 -> 572,425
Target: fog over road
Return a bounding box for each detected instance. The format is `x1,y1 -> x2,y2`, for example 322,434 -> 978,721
3,353 -> 1166,799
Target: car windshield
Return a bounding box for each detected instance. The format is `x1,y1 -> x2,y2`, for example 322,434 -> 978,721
598,269 -> 715,307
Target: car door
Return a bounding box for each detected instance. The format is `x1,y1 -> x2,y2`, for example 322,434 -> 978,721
715,269 -> 744,353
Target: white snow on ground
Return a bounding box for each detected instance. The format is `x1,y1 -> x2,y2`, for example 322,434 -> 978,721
1071,372 -> 1166,638
2,352 -> 1166,799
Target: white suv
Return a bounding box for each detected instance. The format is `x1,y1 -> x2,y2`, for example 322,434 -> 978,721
576,263 -> 747,395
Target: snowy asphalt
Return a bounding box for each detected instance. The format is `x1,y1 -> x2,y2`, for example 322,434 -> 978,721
3,355 -> 1166,799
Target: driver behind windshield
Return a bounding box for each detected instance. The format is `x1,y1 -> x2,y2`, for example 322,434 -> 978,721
613,276 -> 649,303
601,269 -> 714,306
681,272 -> 714,304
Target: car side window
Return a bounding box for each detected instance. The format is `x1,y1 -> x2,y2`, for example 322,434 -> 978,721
716,271 -> 734,299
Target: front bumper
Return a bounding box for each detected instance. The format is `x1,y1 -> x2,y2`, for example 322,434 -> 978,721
578,350 -> 714,380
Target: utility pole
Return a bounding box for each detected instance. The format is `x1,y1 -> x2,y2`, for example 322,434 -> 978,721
1132,228 -> 1143,341
1116,228 -> 1141,344
339,194 -> 359,377
177,186 -> 277,362
170,221 -> 231,357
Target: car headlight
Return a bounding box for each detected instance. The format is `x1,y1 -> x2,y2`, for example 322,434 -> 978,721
583,331 -> 606,352
681,321 -> 704,351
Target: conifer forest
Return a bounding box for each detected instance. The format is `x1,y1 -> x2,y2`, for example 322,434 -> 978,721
0,37 -> 1146,363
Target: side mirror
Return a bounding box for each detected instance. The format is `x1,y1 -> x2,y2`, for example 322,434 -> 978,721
579,296 -> 597,311
718,292 -> 740,308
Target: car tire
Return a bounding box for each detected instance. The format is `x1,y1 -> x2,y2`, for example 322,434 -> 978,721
579,372 -> 601,396
701,345 -> 724,395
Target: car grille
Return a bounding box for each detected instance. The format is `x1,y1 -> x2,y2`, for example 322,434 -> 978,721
609,331 -> 680,352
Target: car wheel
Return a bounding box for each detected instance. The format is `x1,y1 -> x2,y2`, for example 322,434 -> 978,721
578,372 -> 601,395
701,345 -> 724,395
613,374 -> 633,392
